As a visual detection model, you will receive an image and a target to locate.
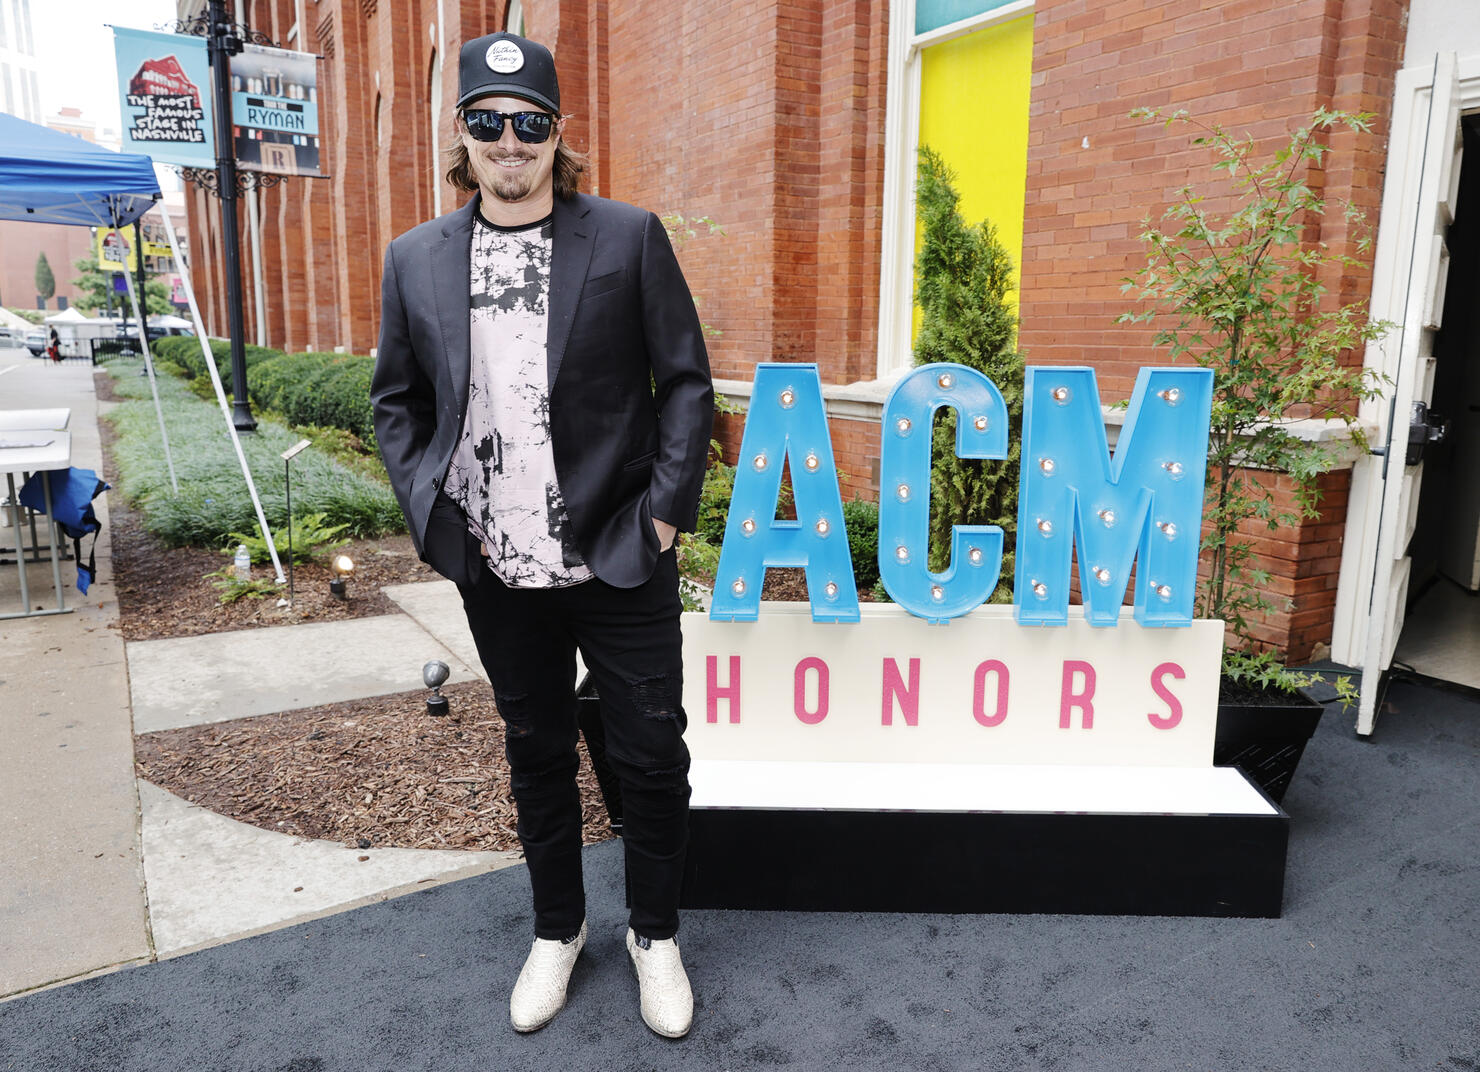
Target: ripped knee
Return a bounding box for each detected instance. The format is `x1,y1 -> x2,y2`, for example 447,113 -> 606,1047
494,690 -> 536,738
627,673 -> 681,722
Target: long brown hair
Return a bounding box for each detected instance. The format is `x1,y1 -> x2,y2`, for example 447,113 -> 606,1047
444,112 -> 587,199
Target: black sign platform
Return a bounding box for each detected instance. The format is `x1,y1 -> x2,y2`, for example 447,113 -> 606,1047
676,766 -> 1289,919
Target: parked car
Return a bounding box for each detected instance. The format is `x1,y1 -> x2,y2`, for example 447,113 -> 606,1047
0,327 -> 16,350
24,329 -> 47,356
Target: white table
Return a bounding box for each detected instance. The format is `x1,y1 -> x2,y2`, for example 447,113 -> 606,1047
0,408 -> 70,431
0,428 -> 73,619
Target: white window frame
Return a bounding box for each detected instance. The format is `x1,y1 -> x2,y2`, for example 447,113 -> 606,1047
876,0 -> 1034,379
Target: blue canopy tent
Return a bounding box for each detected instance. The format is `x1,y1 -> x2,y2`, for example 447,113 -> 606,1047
0,110 -> 178,495
0,111 -> 160,227
0,111 -> 284,580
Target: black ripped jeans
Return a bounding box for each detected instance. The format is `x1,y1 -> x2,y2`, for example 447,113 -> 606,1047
458,548 -> 691,941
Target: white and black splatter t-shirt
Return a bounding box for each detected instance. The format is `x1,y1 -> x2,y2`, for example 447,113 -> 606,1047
443,213 -> 592,589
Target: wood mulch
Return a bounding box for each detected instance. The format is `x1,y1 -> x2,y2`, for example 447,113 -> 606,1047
133,681 -> 615,852
97,373 -> 435,643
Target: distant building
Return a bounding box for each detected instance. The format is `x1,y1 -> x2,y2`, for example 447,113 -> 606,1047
0,0 -> 42,125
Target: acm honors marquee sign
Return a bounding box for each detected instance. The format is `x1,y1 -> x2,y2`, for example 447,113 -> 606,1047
680,362 -> 1223,771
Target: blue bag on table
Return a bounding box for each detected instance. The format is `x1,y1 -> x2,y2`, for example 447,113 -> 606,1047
18,467 -> 109,595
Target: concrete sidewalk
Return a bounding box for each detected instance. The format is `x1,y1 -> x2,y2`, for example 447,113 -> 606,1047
0,355 -> 521,1000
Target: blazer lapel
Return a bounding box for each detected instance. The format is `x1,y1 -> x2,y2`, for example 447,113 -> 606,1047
547,195 -> 595,393
431,198 -> 478,415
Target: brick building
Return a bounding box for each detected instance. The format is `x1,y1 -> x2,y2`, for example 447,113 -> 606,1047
178,0 -> 1480,713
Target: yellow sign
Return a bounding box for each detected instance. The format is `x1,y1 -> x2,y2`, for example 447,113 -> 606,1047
95,228 -> 172,272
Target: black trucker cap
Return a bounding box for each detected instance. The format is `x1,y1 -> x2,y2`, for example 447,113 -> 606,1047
456,32 -> 560,113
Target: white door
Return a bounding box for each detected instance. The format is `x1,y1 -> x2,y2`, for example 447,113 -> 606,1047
1358,52 -> 1464,735
1437,339 -> 1480,589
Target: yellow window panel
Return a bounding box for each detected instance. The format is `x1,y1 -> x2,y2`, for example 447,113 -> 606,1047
916,13 -> 1033,331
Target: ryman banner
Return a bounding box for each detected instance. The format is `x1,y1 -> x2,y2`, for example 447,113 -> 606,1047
113,28 -> 214,169
231,44 -> 323,177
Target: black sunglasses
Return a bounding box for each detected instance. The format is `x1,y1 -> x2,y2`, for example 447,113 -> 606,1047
462,109 -> 556,144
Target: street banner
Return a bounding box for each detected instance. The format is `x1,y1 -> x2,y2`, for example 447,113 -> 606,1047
96,228 -> 133,272
230,43 -> 323,177
96,225 -> 171,273
113,28 -> 215,168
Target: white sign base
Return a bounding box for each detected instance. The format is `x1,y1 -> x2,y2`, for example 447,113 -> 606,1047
669,605 -> 1290,917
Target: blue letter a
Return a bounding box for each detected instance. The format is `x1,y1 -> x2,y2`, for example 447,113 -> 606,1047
709,364 -> 860,623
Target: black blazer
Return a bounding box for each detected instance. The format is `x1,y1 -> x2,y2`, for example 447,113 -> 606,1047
371,192 -> 713,589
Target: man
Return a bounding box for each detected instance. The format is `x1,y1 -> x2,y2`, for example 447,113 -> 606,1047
371,31 -> 712,1039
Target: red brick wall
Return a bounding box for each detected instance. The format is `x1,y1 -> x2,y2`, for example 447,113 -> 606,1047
1019,0 -> 1406,400
1015,0 -> 1405,657
0,221 -> 94,313
1193,468 -> 1352,663
173,0 -> 1409,657
569,0 -> 888,383
181,0 -> 887,372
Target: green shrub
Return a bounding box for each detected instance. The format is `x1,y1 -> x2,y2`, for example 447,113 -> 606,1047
250,350 -> 378,448
204,567 -> 283,604
842,498 -> 880,591
150,336 -> 197,366
159,337 -> 282,392
104,362 -> 403,548
227,511 -> 349,564
914,146 -> 1023,602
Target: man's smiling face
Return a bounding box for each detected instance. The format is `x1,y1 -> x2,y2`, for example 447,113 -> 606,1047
458,95 -> 564,210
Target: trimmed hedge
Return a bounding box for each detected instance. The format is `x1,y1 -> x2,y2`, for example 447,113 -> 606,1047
251,351 -> 377,447
104,363 -> 403,547
842,498 -> 881,591
150,335 -> 282,393
150,337 -> 378,450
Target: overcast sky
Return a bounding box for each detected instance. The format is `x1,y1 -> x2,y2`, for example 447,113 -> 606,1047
30,0 -> 191,190
31,0 -> 179,131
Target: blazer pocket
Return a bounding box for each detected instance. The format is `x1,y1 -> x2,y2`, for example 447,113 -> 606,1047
623,449 -> 657,471
583,268 -> 628,299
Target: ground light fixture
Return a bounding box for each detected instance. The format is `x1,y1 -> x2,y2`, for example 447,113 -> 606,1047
423,659 -> 450,716
329,554 -> 355,599
280,438 -> 312,608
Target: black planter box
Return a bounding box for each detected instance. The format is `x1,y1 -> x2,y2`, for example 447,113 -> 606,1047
1214,688 -> 1325,804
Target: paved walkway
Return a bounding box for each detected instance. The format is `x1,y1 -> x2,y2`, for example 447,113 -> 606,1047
0,353 -> 520,999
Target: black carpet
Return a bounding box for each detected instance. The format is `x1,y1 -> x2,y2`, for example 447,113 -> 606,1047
3,678 -> 1477,1072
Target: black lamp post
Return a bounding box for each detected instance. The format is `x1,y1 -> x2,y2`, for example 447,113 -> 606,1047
205,0 -> 256,431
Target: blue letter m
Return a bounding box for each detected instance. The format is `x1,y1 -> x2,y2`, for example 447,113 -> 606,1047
1014,366 -> 1212,627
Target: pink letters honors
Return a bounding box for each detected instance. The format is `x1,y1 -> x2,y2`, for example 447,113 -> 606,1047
882,657 -> 921,726
973,660 -> 1010,728
1059,660 -> 1097,729
794,657 -> 830,725
706,655 -> 741,724
1148,661 -> 1186,729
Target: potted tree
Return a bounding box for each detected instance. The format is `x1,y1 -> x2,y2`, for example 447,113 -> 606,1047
1118,108 -> 1389,802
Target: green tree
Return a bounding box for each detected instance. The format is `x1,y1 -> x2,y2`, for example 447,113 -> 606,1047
913,146 -> 1024,597
1118,108 -> 1388,694
71,255 -> 171,316
34,252 -> 55,306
